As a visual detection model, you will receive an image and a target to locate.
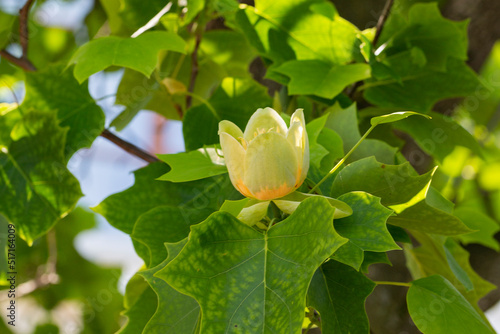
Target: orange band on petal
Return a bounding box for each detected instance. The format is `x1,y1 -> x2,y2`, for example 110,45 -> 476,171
235,179 -> 254,198
253,183 -> 295,201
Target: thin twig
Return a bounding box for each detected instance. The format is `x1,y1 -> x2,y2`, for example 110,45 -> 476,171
186,33 -> 202,110
347,0 -> 394,99
372,0 -> 395,47
0,0 -> 37,71
1,1 -> 160,164
0,50 -> 36,71
100,129 -> 160,163
19,0 -> 35,56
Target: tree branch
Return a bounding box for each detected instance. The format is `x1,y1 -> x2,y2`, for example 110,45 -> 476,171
0,0 -> 37,71
186,33 -> 202,110
372,0 -> 395,47
19,0 -> 35,56
100,129 -> 160,163
1,0 -> 162,164
0,50 -> 36,71
347,0 -> 394,99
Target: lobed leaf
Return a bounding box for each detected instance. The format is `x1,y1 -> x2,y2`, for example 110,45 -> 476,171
157,197 -> 347,333
331,192 -> 399,270
307,260 -> 375,334
157,149 -> 228,183
273,60 -> 371,99
407,275 -> 494,334
0,110 -> 82,245
68,31 -> 186,83
23,64 -> 105,160
331,156 -> 434,206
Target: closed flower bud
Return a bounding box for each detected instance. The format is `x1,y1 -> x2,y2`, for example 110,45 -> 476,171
219,107 -> 309,200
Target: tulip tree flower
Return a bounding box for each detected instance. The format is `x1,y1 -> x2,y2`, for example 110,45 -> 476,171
219,107 -> 309,201
218,107 -> 352,227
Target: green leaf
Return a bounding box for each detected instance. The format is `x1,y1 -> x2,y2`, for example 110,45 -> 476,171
386,3 -> 468,71
388,225 -> 411,244
22,64 -> 105,160
131,206 -> 213,267
68,31 -> 186,83
306,113 -> 330,168
140,239 -> 201,334
393,111 -> 483,162
407,275 -> 494,334
324,103 -> 397,164
118,274 -> 158,334
274,191 -> 353,219
273,60 -> 371,99
370,111 -> 431,126
112,69 -> 182,130
454,207 -> 500,251
331,192 -> 399,270
200,30 -> 257,78
157,149 -> 228,182
360,251 -> 392,273
0,11 -> 15,49
219,198 -> 251,217
0,103 -> 19,146
93,163 -> 238,235
182,77 -> 272,150
317,128 -> 344,172
405,232 -> 496,308
0,110 -> 82,245
157,197 -> 347,333
119,0 -> 168,33
389,188 -> 473,236
363,56 -> 481,112
185,0 -> 205,24
235,0 -> 360,67
331,156 -> 434,206
307,260 -> 375,334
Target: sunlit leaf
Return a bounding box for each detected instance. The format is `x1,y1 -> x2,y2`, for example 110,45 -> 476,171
139,240 -> 201,333
23,64 -> 105,160
157,149 -> 227,183
370,111 -> 431,126
273,60 -> 370,99
0,110 -> 82,245
331,156 -> 434,206
68,31 -> 186,83
158,197 -> 347,333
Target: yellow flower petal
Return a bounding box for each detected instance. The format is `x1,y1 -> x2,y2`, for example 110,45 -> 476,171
219,120 -> 244,140
243,107 -> 288,142
219,132 -> 249,197
288,109 -> 309,185
244,132 -> 298,200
